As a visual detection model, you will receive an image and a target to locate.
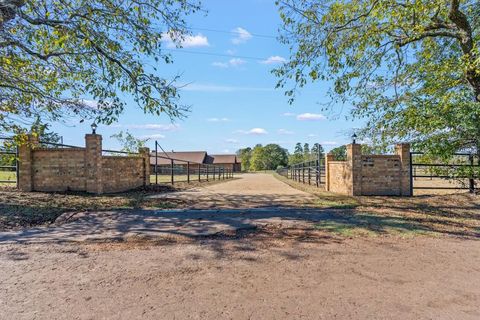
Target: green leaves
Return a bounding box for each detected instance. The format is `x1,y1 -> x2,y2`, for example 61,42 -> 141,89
1,0 -> 201,135
276,0 -> 480,161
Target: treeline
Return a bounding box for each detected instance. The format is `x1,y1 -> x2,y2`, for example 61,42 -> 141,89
237,142 -> 332,171
236,144 -> 289,171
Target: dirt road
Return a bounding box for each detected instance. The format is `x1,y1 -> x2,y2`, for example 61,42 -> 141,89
1,173 -> 479,319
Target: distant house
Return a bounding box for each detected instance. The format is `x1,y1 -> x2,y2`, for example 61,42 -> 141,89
207,154 -> 241,172
150,151 -> 242,172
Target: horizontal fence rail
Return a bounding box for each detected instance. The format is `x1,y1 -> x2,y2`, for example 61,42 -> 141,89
152,141 -> 234,185
277,157 -> 326,188
0,137 -> 18,186
410,152 -> 479,193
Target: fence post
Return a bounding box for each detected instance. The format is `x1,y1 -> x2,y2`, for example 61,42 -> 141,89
155,141 -> 158,185
17,134 -> 38,192
316,159 -> 319,187
138,147 -> 150,187
302,163 -> 305,184
308,166 -> 311,185
198,164 -> 201,182
170,159 -> 174,184
206,165 -> 209,181
85,134 -> 103,194
187,161 -> 190,183
213,166 -> 216,180
469,155 -> 475,193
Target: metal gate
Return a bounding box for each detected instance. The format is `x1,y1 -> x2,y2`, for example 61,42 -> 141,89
410,152 -> 479,193
0,137 -> 18,187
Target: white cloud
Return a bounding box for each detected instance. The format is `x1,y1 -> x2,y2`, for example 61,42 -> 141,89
181,83 -> 273,92
282,112 -> 296,116
296,113 -> 326,121
307,134 -> 318,138
115,124 -> 180,131
231,27 -> 252,45
228,58 -> 246,67
139,134 -> 166,140
277,129 -> 294,135
321,141 -> 338,146
226,49 -> 236,55
207,117 -> 230,122
161,32 -> 209,48
225,138 -> 239,144
212,58 -> 246,68
260,55 -> 287,65
235,128 -> 268,135
212,62 -> 229,68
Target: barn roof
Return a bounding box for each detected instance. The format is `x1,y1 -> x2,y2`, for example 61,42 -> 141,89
209,154 -> 239,164
150,151 -> 207,165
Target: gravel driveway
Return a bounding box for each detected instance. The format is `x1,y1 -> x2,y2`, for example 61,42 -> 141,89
1,173 -> 479,319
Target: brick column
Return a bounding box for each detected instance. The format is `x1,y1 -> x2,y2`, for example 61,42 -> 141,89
85,134 -> 103,194
325,153 -> 334,191
347,143 -> 362,196
18,135 -> 38,191
139,147 -> 151,187
395,143 -> 412,196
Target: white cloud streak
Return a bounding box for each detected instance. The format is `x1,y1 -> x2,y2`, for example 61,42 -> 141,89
296,113 -> 327,121
235,128 -> 268,135
212,58 -> 247,68
161,32 -> 209,48
260,55 -> 287,65
277,129 -> 294,135
207,117 -> 230,122
231,27 -> 252,45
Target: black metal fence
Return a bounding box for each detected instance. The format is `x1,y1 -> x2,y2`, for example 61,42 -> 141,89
410,152 -> 480,193
152,141 -> 233,185
0,137 -> 18,186
277,158 -> 326,187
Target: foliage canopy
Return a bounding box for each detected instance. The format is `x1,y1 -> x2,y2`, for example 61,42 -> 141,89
1,0 -> 201,134
276,0 -> 480,157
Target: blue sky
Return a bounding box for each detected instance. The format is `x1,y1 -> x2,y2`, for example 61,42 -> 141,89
52,0 -> 361,153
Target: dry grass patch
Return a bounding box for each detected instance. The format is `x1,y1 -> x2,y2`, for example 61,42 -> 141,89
274,172 -> 480,238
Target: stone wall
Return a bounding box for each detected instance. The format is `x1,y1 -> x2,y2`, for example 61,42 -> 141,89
327,161 -> 351,195
18,134 -> 150,194
32,148 -> 86,192
360,155 -> 401,196
325,143 -> 411,196
102,156 -> 145,193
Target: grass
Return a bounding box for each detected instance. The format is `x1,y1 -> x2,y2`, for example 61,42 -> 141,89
0,171 -> 16,186
273,172 -> 480,238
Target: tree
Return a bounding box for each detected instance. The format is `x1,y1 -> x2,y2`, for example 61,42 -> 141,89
275,0 -> 480,159
250,144 -> 266,171
111,130 -> 148,153
289,142 -> 304,165
1,0 -> 201,135
311,143 -> 324,159
303,143 -> 310,161
236,147 -> 252,171
330,145 -> 347,161
263,144 -> 289,169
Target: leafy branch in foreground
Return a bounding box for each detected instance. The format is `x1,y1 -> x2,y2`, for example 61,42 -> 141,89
0,0 -> 202,135
275,0 -> 480,159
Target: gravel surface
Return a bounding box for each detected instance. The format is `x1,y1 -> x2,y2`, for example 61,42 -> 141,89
0,236 -> 479,319
1,173 -> 479,319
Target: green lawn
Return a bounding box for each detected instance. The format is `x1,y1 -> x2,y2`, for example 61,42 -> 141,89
0,171 -> 16,185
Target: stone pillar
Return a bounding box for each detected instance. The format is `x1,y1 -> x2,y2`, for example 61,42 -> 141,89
85,134 -> 103,194
18,135 -> 38,191
395,143 -> 412,196
325,153 -> 334,191
139,147 -> 151,187
347,143 -> 362,196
